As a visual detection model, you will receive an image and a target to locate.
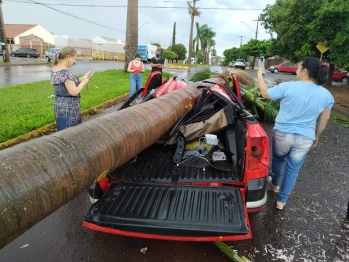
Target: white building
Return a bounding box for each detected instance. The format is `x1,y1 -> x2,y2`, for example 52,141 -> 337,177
5,24 -> 55,45
92,36 -> 125,44
54,35 -> 69,48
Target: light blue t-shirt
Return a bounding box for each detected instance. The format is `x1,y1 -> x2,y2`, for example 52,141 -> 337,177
267,81 -> 334,140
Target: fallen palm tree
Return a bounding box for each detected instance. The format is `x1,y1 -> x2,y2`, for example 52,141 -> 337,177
0,85 -> 202,248
190,68 -> 280,122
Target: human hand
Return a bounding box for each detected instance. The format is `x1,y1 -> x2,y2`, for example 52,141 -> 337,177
80,73 -> 90,83
311,137 -> 319,148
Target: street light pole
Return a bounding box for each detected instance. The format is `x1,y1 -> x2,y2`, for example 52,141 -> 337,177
241,21 -> 256,37
0,0 -> 10,62
238,35 -> 245,59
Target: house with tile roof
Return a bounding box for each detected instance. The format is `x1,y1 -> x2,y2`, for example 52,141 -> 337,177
5,24 -> 55,45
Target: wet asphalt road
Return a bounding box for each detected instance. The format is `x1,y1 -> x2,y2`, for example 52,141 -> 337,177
0,59 -> 199,88
0,65 -> 348,261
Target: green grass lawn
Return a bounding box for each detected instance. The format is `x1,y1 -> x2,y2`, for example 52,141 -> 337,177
0,69 -> 171,143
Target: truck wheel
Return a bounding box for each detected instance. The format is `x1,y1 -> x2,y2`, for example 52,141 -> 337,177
46,56 -> 50,62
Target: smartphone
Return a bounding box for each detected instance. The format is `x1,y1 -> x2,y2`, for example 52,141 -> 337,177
87,71 -> 94,78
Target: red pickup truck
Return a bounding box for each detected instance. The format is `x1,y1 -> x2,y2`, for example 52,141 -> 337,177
269,62 -> 348,83
83,73 -> 270,242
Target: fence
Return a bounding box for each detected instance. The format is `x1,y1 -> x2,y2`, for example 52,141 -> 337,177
92,50 -> 125,61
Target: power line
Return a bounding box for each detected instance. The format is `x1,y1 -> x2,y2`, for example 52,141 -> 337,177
7,0 -> 264,10
23,0 -> 123,32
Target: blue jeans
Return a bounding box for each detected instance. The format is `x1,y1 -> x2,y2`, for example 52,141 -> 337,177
129,73 -> 142,100
271,130 -> 313,203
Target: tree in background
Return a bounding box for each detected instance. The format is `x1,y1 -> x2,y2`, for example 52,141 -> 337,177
260,0 -> 349,85
172,22 -> 176,47
222,47 -> 248,66
162,50 -> 178,63
211,48 -> 217,57
168,43 -> 187,62
187,0 -> 200,68
151,42 -> 161,49
193,22 -> 207,64
124,0 -> 138,71
242,39 -> 271,66
211,48 -> 217,65
200,26 -> 216,64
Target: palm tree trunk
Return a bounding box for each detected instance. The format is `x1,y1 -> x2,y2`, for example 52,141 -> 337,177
195,41 -> 199,64
0,85 -> 203,249
124,0 -> 138,72
187,0 -> 197,70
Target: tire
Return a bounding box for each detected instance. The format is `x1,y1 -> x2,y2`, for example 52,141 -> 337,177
26,54 -> 31,58
242,67 -> 245,70
273,68 -> 279,73
46,56 -> 50,62
11,53 -> 15,57
340,77 -> 348,84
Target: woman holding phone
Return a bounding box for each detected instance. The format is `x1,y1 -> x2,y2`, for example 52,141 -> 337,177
127,53 -> 145,102
50,46 -> 92,131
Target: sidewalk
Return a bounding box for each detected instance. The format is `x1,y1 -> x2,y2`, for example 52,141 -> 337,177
0,57 -> 49,66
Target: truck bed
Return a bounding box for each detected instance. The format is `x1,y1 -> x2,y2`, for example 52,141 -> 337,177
110,144 -> 239,183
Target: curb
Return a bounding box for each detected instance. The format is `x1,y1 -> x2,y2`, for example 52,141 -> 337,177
0,61 -> 49,67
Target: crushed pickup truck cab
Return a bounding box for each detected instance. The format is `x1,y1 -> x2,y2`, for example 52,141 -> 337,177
83,73 -> 270,242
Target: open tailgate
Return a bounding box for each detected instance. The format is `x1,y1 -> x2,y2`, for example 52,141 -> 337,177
83,183 -> 252,241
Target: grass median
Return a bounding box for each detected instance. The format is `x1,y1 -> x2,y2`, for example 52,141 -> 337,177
0,69 -> 171,144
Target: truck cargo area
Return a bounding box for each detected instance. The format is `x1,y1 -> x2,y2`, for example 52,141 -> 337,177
109,144 -> 240,183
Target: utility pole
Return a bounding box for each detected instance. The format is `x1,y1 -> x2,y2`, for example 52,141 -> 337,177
251,16 -> 262,69
252,16 -> 262,40
0,0 -> 10,62
238,35 -> 245,59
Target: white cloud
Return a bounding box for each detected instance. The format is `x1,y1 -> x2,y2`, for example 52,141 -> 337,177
3,0 -> 276,57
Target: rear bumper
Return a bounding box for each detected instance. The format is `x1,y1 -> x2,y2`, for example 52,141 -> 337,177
82,221 -> 252,242
246,177 -> 267,210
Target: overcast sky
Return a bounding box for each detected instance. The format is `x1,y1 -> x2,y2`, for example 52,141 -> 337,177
3,0 -> 276,56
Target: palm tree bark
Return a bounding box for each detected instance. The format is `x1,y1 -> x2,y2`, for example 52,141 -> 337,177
187,0 -> 199,70
0,86 -> 204,249
124,0 -> 138,71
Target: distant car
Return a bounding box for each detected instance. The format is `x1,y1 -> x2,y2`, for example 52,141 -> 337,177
233,59 -> 246,70
45,48 -> 60,62
332,66 -> 348,83
10,48 -> 39,58
268,62 -> 298,74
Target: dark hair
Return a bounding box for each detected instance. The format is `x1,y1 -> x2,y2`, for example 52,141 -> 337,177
301,57 -> 328,85
135,54 -> 140,58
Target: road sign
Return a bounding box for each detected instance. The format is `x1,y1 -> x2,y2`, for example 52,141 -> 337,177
316,43 -> 329,54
